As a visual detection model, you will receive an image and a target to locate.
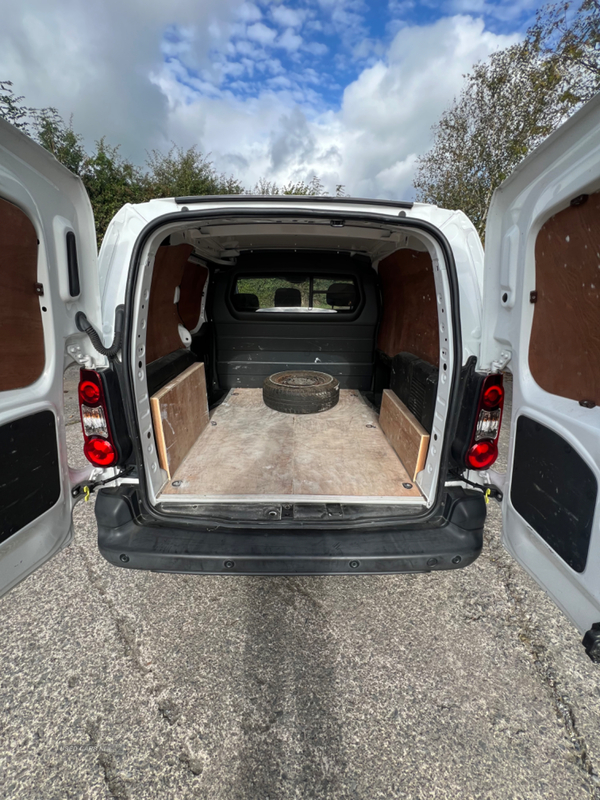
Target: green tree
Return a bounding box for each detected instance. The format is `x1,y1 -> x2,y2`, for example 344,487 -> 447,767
252,175 -> 347,196
146,145 -> 243,198
281,175 -> 326,195
0,81 -> 32,131
34,109 -> 87,175
80,139 -> 149,242
528,0 -> 600,102
413,1 -> 600,239
252,177 -> 282,194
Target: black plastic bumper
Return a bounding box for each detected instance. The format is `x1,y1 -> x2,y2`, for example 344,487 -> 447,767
95,486 -> 485,575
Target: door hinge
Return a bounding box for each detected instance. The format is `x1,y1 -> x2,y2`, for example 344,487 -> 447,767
72,466 -> 135,500
491,350 -> 511,372
35,282 -> 44,296
530,290 -> 538,303
448,471 -> 504,502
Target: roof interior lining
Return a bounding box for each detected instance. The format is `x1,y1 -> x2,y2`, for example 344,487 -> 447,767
168,220 -> 429,264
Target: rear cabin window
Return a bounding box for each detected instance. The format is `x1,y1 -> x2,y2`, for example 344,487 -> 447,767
233,275 -> 358,313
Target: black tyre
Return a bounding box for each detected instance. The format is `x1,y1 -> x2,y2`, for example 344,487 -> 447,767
263,371 -> 340,414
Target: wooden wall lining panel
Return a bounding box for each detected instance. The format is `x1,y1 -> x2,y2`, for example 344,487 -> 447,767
0,198 -> 45,391
377,248 -> 439,365
145,244 -> 193,364
178,261 -> 208,332
529,192 -> 600,406
379,389 -> 430,481
150,362 -> 209,479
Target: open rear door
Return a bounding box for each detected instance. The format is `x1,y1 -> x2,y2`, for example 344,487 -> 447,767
481,94 -> 600,653
0,118 -> 100,598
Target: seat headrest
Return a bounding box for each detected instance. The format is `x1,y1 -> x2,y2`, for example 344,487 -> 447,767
326,282 -> 356,308
232,293 -> 259,311
274,287 -> 302,307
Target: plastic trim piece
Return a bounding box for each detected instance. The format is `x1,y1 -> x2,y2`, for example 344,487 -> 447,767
66,231 -> 80,297
174,195 -> 414,210
96,486 -> 484,575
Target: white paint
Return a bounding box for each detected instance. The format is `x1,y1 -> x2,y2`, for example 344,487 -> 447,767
482,93 -> 600,633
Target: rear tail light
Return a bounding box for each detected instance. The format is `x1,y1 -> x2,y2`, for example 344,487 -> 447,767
83,437 -> 117,466
465,373 -> 504,470
466,439 -> 498,469
78,369 -> 118,467
81,405 -> 109,438
475,408 -> 502,441
79,379 -> 101,406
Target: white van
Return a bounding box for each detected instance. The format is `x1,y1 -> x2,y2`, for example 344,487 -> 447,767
1,95 -> 599,661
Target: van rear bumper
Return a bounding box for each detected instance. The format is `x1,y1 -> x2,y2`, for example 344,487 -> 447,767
95,486 -> 485,575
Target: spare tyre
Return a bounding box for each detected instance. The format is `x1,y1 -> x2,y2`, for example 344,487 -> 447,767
263,370 -> 340,414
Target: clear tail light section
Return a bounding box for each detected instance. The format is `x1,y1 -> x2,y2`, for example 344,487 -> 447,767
78,369 -> 117,467
81,405 -> 109,438
465,373 -> 504,470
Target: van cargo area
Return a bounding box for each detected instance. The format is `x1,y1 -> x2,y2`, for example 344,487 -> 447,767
126,211 -> 456,515
161,388 -> 424,503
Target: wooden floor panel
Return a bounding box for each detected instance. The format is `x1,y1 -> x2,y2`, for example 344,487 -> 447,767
163,389 -> 422,500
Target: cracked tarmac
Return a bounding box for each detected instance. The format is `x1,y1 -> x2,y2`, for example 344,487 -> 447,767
1,373 -> 600,799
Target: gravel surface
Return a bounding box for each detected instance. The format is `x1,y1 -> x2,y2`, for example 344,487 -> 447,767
1,372 -> 600,799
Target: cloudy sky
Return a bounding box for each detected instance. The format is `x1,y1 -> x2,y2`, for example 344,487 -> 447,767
1,0 -> 539,198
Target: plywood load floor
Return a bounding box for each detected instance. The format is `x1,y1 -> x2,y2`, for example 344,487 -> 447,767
162,389 -> 424,503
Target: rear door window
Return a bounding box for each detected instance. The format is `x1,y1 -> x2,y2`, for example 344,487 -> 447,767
233,275 -> 358,313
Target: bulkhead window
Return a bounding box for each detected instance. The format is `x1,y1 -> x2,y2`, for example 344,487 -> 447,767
233,274 -> 358,314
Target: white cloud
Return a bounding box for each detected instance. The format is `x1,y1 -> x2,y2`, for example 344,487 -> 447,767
277,28 -> 303,52
237,2 -> 262,23
271,5 -> 307,29
163,14 -> 518,199
245,21 -> 277,46
0,1 -> 520,203
0,0 -> 248,157
305,41 -> 328,56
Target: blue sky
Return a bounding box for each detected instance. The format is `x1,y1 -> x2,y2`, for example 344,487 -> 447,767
0,0 -> 539,198
165,1 -> 538,112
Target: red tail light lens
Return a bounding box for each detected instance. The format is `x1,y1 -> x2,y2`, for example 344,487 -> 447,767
482,384 -> 504,410
465,373 -> 504,470
84,438 -> 117,466
79,380 -> 101,406
79,369 -> 119,467
466,440 -> 498,469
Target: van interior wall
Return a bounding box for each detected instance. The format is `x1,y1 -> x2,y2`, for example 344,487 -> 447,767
211,251 -> 379,391
179,260 -> 208,332
376,248 -> 439,365
145,244 -> 192,364
0,197 -> 45,391
145,244 -> 209,396
529,191 -> 600,405
374,247 -> 440,435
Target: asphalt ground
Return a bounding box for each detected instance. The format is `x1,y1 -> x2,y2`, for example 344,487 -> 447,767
1,371 -> 600,799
